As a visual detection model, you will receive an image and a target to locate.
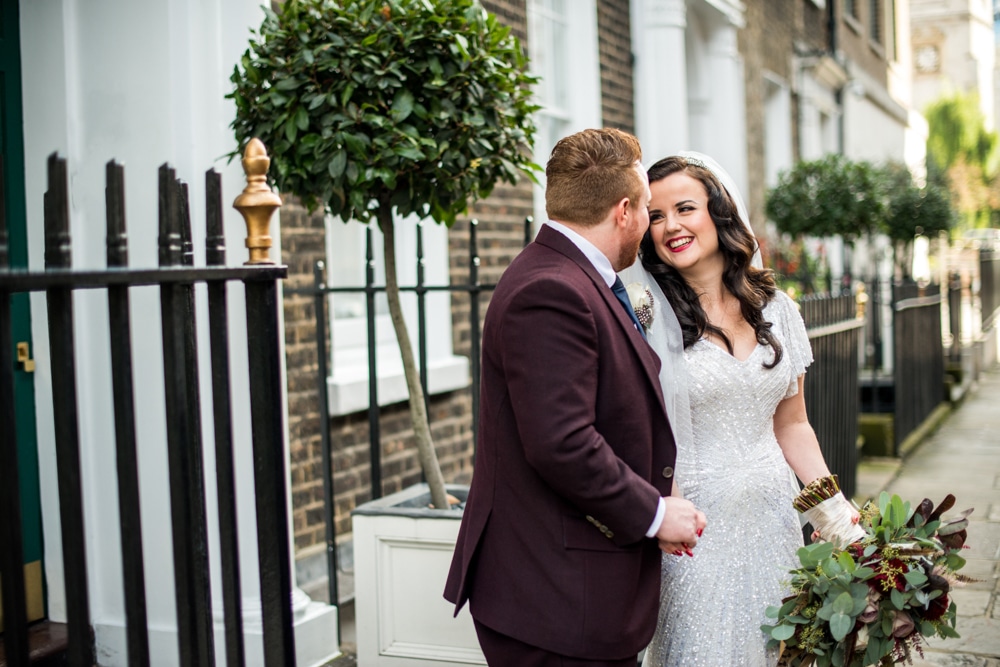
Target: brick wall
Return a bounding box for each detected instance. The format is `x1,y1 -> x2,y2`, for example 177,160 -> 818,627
482,0 -> 528,42
279,198 -> 328,552
741,0 -> 799,247
597,0 -> 635,133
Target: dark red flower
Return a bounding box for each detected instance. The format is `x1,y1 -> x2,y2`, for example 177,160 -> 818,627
923,592 -> 950,621
872,558 -> 907,592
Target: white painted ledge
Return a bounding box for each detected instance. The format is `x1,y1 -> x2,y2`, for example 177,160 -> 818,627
327,355 -> 470,417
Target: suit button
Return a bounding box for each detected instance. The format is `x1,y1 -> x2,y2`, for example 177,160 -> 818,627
661,466 -> 674,478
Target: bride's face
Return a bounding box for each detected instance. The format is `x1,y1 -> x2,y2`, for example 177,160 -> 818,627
647,172 -> 723,277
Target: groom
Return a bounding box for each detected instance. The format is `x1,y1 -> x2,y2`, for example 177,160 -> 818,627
444,128 -> 706,665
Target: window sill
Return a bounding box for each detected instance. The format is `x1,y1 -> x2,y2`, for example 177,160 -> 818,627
326,355 -> 470,417
844,14 -> 862,36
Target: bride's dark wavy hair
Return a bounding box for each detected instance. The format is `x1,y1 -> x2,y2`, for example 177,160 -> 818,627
639,155 -> 782,368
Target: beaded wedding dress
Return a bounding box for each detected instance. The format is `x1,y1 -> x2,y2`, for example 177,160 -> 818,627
641,290 -> 812,667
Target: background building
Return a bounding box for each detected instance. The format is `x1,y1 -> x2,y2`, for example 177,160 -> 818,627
912,0 -> 996,128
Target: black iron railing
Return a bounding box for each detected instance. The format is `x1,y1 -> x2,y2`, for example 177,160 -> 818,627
0,149 -> 296,667
800,293 -> 865,500
981,249 -> 1000,330
296,216 -> 531,609
948,271 -> 962,363
892,281 -> 945,449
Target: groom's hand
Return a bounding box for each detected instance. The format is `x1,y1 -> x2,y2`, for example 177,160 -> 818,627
655,497 -> 706,554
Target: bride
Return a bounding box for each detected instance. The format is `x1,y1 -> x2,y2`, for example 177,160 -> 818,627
621,152 -> 857,666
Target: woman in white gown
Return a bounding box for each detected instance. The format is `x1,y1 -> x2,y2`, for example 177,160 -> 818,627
620,153 -> 856,667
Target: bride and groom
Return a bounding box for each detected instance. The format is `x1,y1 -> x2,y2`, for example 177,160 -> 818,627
444,127 -> 851,666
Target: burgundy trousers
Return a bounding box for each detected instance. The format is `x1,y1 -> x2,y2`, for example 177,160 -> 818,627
473,619 -> 639,667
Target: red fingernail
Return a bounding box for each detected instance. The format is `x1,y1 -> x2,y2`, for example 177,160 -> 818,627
672,550 -> 682,556
697,528 -> 703,537
685,548 -> 694,557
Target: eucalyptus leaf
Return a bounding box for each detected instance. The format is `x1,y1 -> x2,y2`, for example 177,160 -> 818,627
836,551 -> 856,573
829,612 -> 852,641
832,591 -> 854,615
904,569 -> 928,587
863,638 -> 883,665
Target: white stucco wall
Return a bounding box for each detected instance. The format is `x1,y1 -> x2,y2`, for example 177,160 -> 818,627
18,1 -> 338,665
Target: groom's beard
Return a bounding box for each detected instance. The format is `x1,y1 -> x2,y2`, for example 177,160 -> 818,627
616,228 -> 643,271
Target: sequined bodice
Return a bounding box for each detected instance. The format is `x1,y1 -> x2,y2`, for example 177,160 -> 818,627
680,327 -> 802,478
644,292 -> 813,667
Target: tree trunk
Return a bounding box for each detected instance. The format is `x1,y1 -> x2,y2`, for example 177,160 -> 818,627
378,205 -> 450,510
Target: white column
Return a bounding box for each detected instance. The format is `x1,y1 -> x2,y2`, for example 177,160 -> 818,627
19,1 -> 339,665
703,22 -> 748,211
631,0 -> 689,160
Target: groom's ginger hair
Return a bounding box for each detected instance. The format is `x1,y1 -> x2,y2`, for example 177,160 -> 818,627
545,128 -> 644,227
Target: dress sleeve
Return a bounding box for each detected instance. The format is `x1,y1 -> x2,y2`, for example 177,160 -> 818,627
773,291 -> 814,398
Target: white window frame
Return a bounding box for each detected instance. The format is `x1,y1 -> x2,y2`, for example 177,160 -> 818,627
324,214 -> 469,416
526,0 -> 602,231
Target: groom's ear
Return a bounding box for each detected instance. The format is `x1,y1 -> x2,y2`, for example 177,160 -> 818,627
613,196 -> 631,228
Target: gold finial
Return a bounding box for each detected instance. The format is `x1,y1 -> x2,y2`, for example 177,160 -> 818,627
855,281 -> 869,319
233,138 -> 282,265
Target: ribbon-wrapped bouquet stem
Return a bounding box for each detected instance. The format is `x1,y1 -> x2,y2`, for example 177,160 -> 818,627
764,478 -> 974,667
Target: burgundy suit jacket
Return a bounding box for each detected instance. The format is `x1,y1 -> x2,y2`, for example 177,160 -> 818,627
444,225 -> 677,660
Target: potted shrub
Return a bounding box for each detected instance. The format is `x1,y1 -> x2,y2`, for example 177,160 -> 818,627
229,0 -> 538,663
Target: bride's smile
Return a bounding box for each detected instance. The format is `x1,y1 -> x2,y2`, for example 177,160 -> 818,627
648,173 -> 724,278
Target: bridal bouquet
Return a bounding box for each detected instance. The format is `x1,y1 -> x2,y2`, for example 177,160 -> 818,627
763,491 -> 974,667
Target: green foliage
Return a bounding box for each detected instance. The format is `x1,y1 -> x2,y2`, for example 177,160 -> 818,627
228,0 -> 540,226
880,162 -> 956,242
762,493 -> 973,667
767,157 -> 958,259
925,92 -> 1000,230
766,155 -> 887,244
925,91 -> 999,178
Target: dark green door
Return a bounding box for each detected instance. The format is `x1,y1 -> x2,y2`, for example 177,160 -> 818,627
1,0 -> 45,628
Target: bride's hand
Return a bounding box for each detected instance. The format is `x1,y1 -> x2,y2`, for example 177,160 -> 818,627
811,508 -> 861,543
655,497 -> 706,549
658,540 -> 691,556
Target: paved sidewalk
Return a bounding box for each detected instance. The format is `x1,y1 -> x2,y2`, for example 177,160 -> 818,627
860,368 -> 1000,666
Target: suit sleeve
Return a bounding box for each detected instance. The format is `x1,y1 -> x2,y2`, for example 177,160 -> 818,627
497,275 -> 661,545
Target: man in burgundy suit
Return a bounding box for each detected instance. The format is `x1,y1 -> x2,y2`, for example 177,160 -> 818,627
444,128 -> 707,666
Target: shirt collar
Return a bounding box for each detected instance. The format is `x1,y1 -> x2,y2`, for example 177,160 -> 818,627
544,220 -> 616,288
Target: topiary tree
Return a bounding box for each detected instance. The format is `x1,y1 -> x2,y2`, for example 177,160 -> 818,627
880,162 -> 956,278
766,154 -> 886,243
229,0 -> 539,510
766,154 -> 887,292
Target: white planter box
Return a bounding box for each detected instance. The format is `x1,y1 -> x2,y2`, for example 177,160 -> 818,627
353,484 -> 485,666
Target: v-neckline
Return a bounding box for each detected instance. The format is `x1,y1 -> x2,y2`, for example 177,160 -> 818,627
696,337 -> 761,364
